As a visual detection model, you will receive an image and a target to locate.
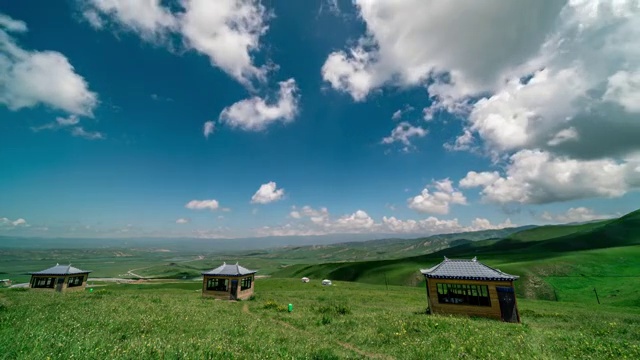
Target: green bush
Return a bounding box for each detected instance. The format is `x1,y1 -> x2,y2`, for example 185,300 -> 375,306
317,302 -> 351,316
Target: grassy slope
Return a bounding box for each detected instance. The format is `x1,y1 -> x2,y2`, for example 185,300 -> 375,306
272,210 -> 640,306
2,279 -> 639,360
241,227 -> 533,264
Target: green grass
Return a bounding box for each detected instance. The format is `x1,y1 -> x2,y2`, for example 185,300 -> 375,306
2,279 -> 639,359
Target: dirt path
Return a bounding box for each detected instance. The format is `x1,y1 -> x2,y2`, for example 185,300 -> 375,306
242,303 -> 394,360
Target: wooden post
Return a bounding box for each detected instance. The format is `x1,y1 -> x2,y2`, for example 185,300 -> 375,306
593,287 -> 600,304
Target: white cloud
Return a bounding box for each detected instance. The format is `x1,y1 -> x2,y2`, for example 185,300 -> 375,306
0,14 -> 27,32
408,179 -> 467,215
540,207 -> 614,224
185,199 -> 220,211
382,216 -> 514,234
459,171 -> 501,189
31,115 -> 103,140
70,126 -> 105,140
323,1 -> 640,205
333,210 -> 375,231
251,181 -> 285,204
219,79 -> 299,131
0,14 -> 98,116
547,127 -> 579,147
381,122 -> 427,152
83,0 -> 177,42
262,205 -> 515,236
321,0 -> 564,101
604,70 -> 640,113
179,0 -> 270,86
0,217 -> 28,228
391,104 -> 414,121
203,121 -> 215,138
460,150 -> 640,204
56,115 -> 81,126
444,128 -> 474,151
84,0 -> 270,87
176,218 -> 191,224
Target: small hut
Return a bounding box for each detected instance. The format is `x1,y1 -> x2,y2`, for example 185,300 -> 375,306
201,262 -> 256,300
29,264 -> 91,292
420,257 -> 520,323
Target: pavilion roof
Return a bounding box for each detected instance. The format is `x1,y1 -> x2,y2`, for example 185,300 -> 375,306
30,264 -> 91,276
420,257 -> 518,281
201,262 -> 256,276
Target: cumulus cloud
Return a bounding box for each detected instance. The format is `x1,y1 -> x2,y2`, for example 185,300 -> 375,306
185,199 -> 220,211
324,1 -> 640,204
203,121 -> 215,138
460,150 -> 640,204
219,79 -> 299,131
82,0 -> 177,42
0,217 -> 29,228
263,205 -> 516,236
251,181 -> 285,204
540,207 -> 615,224
408,179 -> 467,215
83,0 -> 269,87
175,218 -> 191,224
0,13 -> 97,116
381,122 -> 427,152
322,0 -> 564,101
382,216 -> 514,234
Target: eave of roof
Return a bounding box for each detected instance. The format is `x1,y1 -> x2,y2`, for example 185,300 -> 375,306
420,256 -> 519,281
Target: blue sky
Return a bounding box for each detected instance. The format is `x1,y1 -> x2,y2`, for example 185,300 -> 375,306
1,0 -> 639,239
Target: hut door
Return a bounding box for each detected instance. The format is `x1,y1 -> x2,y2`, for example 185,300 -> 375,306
55,277 -> 65,292
496,287 -> 518,323
230,280 -> 238,300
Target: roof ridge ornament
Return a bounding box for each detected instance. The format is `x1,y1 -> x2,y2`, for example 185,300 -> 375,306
472,256 -> 477,262
443,256 -> 449,261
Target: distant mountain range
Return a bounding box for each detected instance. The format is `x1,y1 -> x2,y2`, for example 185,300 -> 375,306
0,226 -> 534,253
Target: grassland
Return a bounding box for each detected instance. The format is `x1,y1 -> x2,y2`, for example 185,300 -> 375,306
2,278 -> 639,360
272,210 -> 640,306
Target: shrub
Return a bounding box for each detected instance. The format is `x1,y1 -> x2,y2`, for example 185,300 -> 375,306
263,299 -> 288,312
317,302 -> 351,316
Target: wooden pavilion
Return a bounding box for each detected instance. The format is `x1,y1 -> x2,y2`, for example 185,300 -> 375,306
420,257 -> 520,323
29,264 -> 91,293
201,262 -> 256,300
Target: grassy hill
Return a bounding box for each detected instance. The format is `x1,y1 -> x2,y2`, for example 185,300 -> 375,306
272,210 -> 640,307
240,226 -> 533,264
2,279 -> 639,359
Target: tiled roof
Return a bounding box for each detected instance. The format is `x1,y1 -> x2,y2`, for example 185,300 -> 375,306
420,257 -> 518,281
201,262 -> 256,276
30,264 -> 91,276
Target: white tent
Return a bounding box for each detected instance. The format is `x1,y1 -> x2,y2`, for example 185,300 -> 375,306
301,277 -> 310,283
321,279 -> 332,286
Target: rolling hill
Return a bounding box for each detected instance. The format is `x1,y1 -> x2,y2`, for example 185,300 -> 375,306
272,209 -> 640,306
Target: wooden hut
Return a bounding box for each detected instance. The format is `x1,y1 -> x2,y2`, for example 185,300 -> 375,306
201,262 -> 256,300
420,257 -> 520,323
29,264 -> 91,293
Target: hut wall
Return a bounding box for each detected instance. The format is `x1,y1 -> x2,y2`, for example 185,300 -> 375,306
236,275 -> 255,300
29,274 -> 88,292
427,278 -> 515,320
202,275 -> 255,300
